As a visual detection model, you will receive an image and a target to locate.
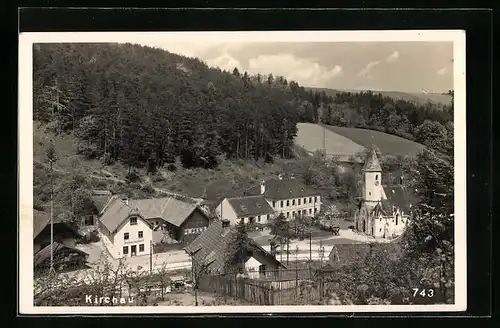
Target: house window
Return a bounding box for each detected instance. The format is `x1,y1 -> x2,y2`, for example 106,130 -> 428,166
369,192 -> 371,196
376,175 -> 378,181
309,197 -> 312,203
315,197 -> 318,202
124,232 -> 129,240
130,217 -> 137,225
280,201 -> 284,208
298,199 -> 301,205
272,201 -> 276,208
314,208 -> 317,214
396,214 -> 399,225
123,246 -> 129,255
304,198 -> 307,204
138,231 -> 143,238
292,211 -> 296,218
286,200 -> 290,207
309,208 -> 312,215
257,216 -> 261,222
292,199 -> 295,206
84,216 -> 94,226
286,212 -> 290,218
379,228 -> 382,232
139,244 -> 144,252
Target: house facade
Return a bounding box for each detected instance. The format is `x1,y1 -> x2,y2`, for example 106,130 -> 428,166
260,178 -> 321,221
354,149 -> 414,239
215,195 -> 275,226
215,178 -> 322,226
98,200 -> 154,258
96,196 -> 210,258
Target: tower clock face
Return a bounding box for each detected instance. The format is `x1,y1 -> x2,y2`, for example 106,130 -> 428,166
374,181 -> 379,186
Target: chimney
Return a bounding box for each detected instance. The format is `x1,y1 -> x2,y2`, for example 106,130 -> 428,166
278,174 -> 283,180
400,175 -> 404,185
221,219 -> 230,235
260,180 -> 266,194
121,196 -> 129,205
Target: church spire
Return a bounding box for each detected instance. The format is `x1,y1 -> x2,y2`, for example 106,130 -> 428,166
363,148 -> 382,172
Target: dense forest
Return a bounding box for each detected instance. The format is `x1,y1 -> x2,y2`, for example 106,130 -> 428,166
34,43 -> 454,173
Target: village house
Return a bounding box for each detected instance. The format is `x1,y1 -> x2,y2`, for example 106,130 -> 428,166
185,219 -> 286,279
215,195 -> 275,226
215,176 -> 322,226
97,196 -> 211,258
354,149 -> 417,239
33,209 -> 89,275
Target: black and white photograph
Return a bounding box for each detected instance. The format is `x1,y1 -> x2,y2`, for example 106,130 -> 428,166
18,30 -> 466,313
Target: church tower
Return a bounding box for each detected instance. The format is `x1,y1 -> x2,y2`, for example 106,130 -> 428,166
362,148 -> 383,209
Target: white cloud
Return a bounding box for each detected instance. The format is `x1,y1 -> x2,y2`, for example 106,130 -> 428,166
437,66 -> 449,75
357,61 -> 380,78
246,54 -> 342,87
205,53 -> 244,72
386,51 -> 399,63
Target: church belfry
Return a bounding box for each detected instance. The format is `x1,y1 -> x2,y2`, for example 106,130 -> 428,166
362,149 -> 383,208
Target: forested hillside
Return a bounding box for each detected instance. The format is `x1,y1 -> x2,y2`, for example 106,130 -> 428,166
34,42 -> 453,174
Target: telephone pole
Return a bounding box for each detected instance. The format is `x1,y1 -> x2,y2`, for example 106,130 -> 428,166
149,240 -> 153,274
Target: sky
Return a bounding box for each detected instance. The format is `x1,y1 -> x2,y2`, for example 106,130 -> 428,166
135,41 -> 454,93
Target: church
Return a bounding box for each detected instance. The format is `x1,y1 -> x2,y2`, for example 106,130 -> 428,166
354,149 -> 415,240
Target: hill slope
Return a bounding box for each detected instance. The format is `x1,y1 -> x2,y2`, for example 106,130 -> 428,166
324,125 -> 425,157
307,87 -> 452,107
295,123 -> 424,159
295,123 -> 365,161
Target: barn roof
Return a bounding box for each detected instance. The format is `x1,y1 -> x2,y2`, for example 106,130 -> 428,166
34,242 -> 89,267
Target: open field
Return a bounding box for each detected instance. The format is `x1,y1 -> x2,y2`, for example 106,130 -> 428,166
306,87 -> 452,107
324,125 -> 425,157
295,123 -> 365,161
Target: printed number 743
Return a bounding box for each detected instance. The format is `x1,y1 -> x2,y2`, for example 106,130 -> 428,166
412,288 -> 434,297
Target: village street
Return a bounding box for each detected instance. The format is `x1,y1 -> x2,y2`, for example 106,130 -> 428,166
71,224 -> 393,278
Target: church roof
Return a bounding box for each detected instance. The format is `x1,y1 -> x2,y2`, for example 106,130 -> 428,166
363,149 -> 382,172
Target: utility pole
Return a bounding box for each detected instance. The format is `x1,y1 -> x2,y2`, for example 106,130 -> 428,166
295,245 -> 299,303
149,240 -> 153,274
286,233 -> 290,266
309,230 -> 312,261
49,183 -> 54,273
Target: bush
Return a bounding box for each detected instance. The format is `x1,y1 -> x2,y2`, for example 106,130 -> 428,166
80,230 -> 100,244
166,163 -> 177,172
126,171 -> 141,183
141,183 -> 156,195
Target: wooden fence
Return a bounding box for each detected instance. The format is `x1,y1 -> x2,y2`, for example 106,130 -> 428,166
198,268 -> 327,305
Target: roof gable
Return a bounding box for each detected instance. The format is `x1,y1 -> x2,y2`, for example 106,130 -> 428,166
34,242 -> 89,267
227,195 -> 274,217
128,197 -> 199,227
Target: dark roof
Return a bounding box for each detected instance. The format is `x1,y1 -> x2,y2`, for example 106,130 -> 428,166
34,242 -> 89,267
33,209 -> 65,239
363,149 -> 382,172
262,179 -> 319,200
184,219 -> 285,273
99,197 -> 204,233
383,185 -> 418,213
328,242 -> 402,266
227,195 -> 274,217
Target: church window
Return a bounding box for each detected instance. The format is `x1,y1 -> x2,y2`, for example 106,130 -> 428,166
380,218 -> 382,221
379,228 -> 382,232
396,214 -> 399,225
375,175 -> 378,181
369,192 -> 371,196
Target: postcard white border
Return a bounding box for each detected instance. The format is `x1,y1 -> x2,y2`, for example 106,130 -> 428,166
19,30 -> 466,314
